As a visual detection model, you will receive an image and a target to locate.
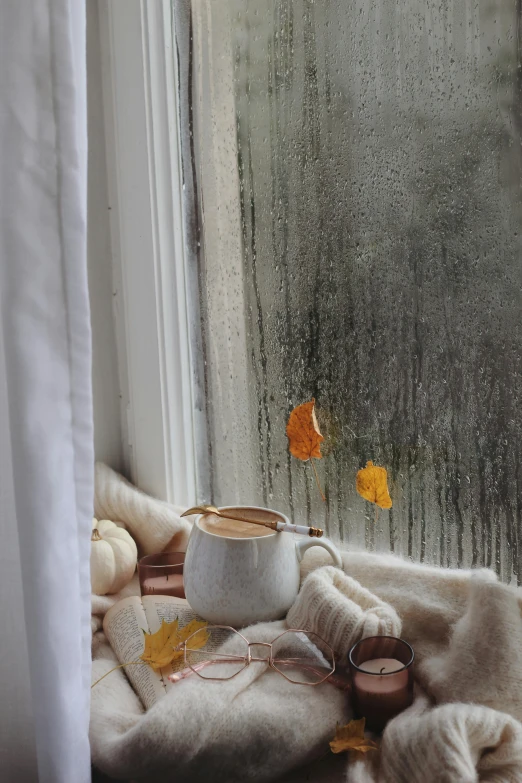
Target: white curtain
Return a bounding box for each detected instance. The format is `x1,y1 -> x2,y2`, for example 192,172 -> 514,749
0,2 -> 92,782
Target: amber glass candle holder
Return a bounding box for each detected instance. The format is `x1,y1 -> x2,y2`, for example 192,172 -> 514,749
349,636 -> 414,732
138,552 -> 185,598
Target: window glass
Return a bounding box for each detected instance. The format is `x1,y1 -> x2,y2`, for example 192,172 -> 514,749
182,0 -> 522,581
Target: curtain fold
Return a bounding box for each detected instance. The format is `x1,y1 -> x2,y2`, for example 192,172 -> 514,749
0,1 -> 92,782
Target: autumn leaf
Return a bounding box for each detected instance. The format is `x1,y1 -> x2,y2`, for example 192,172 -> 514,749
314,407 -> 339,458
330,718 -> 379,757
140,618 -> 209,671
286,399 -> 325,501
356,461 -> 392,510
286,399 -> 324,460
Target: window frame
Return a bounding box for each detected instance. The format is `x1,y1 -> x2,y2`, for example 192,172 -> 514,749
98,0 -> 196,504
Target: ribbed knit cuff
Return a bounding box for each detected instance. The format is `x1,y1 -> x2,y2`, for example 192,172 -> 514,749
287,566 -> 402,659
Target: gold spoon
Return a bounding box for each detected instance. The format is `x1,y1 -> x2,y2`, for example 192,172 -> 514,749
181,504 -> 323,538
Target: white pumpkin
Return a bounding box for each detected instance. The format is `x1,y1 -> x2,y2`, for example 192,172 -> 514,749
91,518 -> 138,595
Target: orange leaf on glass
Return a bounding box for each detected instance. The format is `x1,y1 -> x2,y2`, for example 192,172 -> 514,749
286,399 -> 324,461
286,399 -> 325,501
356,461 -> 392,509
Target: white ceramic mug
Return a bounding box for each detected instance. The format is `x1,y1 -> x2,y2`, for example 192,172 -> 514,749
184,506 -> 343,627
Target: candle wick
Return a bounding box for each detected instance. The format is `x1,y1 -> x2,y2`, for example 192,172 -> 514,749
380,667 -> 386,674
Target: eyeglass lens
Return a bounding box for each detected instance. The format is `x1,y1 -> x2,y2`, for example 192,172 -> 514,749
185,626 -> 248,679
271,630 -> 334,684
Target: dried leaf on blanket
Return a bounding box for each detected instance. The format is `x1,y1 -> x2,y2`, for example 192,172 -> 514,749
140,618 -> 209,670
330,718 -> 379,759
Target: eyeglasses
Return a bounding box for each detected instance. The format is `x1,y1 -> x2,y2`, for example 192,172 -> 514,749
168,625 -> 347,687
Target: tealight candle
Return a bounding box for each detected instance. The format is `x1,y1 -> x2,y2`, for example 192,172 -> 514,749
138,552 -> 185,599
140,573 -> 185,598
349,637 -> 414,732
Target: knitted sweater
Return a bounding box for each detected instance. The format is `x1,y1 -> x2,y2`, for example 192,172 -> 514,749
287,565 -> 402,658
94,462 -> 191,554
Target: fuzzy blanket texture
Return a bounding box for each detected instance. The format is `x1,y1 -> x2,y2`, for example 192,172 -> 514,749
91,465 -> 522,782
94,462 -> 192,555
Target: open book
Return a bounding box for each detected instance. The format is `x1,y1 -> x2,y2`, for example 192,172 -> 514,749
103,595 -> 207,709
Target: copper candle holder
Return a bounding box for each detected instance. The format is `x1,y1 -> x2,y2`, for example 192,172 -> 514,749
349,636 -> 414,732
138,552 -> 185,598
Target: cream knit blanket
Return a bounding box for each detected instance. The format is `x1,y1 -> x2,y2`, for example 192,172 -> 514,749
91,549 -> 522,783
90,468 -> 522,782
301,551 -> 522,783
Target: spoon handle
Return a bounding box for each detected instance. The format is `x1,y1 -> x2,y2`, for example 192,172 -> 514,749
181,507 -> 323,537
218,511 -> 279,530
181,506 -> 277,529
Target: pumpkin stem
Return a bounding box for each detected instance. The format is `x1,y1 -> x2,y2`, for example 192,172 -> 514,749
91,528 -> 103,542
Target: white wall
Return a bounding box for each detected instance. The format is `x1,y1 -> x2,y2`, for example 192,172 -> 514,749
87,0 -> 124,472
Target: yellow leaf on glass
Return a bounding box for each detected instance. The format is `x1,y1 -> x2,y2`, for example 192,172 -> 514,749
286,399 -> 324,461
140,618 -> 209,671
356,461 -> 392,509
330,718 -> 379,756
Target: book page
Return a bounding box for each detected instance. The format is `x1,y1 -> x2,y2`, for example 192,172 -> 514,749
142,595 -> 197,628
141,596 -> 200,689
103,596 -> 166,709
142,596 -> 234,685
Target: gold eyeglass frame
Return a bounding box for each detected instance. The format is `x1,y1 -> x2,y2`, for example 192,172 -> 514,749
176,625 -> 336,686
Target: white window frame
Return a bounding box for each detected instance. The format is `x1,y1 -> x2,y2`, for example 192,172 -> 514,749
98,0 -> 196,505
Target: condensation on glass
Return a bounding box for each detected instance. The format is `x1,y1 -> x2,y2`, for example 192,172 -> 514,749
178,0 -> 522,582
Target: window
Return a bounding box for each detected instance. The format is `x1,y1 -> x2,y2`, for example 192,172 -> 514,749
103,0 -> 522,583
178,0 -> 522,581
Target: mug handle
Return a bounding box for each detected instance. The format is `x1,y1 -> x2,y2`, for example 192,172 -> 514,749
295,536 -> 343,568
